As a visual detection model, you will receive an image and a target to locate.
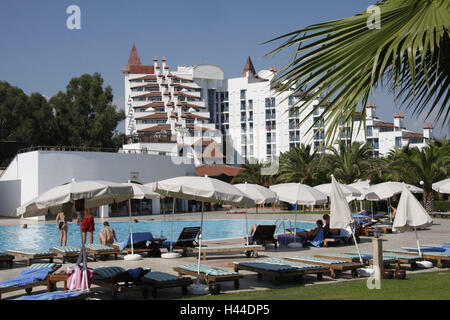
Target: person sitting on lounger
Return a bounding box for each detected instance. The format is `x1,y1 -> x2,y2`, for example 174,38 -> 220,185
99,221 -> 118,246
322,214 -> 342,237
296,220 -> 324,241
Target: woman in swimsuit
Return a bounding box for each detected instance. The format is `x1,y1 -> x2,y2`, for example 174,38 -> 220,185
56,211 -> 68,246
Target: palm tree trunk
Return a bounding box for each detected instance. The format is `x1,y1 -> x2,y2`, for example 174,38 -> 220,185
423,190 -> 434,213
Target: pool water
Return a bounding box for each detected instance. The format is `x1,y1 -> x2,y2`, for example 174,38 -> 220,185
0,219 -> 316,252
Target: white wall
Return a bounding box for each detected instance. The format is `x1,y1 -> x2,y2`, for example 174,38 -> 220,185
0,150 -> 196,217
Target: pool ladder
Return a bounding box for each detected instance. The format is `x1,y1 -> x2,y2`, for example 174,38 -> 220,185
274,218 -> 293,234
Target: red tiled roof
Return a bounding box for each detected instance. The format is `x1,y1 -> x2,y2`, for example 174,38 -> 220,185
403,133 -> 424,139
177,102 -> 206,109
241,56 -> 256,77
133,102 -> 164,108
133,92 -> 162,99
172,76 -> 194,82
367,102 -> 376,108
138,124 -> 172,132
136,113 -> 169,120
130,75 -> 157,81
192,138 -> 215,147
124,65 -> 155,74
423,122 -> 434,129
394,112 -> 404,118
196,165 -> 243,177
130,83 -> 159,89
373,121 -> 394,127
202,143 -> 225,159
127,44 -> 142,66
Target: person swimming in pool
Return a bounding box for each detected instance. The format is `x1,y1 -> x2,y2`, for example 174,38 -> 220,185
56,211 -> 68,246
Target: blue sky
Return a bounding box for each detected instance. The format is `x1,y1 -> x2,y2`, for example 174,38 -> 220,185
0,0 -> 447,137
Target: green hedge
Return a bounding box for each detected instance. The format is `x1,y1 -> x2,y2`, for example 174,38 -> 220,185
434,200 -> 450,212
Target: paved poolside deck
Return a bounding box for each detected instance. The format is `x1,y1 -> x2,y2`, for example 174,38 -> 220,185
0,210 -> 449,300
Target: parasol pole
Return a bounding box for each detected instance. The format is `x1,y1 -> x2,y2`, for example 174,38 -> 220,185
128,199 -> 134,255
415,228 -> 422,258
170,197 -> 175,253
196,202 -> 204,282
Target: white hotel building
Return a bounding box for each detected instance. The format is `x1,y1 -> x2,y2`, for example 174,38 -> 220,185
123,46 -> 434,163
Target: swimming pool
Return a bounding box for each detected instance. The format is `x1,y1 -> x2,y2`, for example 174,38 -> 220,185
0,219 -> 316,252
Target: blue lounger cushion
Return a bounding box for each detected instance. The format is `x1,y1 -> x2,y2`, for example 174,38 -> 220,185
0,265 -> 55,288
93,266 -> 125,280
310,229 -> 324,248
51,246 -> 79,253
144,271 -> 186,282
259,257 -> 323,269
14,290 -> 86,300
286,256 -> 349,265
119,232 -> 153,251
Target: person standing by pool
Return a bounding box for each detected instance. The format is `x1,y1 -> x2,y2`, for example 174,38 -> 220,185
56,211 -> 68,247
75,199 -> 95,244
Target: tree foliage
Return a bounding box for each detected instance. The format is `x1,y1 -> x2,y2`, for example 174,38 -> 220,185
0,73 -> 125,149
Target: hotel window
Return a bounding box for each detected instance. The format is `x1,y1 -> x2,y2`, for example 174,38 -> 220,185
248,100 -> 253,110
271,97 -> 276,107
265,98 -> 271,108
241,100 -> 246,110
367,126 -> 373,136
240,90 -> 246,100
288,96 -> 294,106
248,111 -> 253,121
241,112 -> 246,122
395,137 -> 402,148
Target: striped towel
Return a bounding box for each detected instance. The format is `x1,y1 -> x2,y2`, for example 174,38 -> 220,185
260,257 -> 322,269
8,249 -> 53,255
144,271 -> 186,282
178,264 -> 238,276
196,244 -> 262,250
28,263 -> 56,269
234,261 -> 297,272
52,246 -> 79,253
286,256 -> 348,265
85,244 -> 115,251
93,266 -> 125,280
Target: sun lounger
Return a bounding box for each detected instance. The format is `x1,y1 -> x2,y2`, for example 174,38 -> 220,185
4,249 -> 56,266
84,244 -> 119,261
384,248 -> 450,268
314,253 -> 395,267
0,263 -> 61,299
193,244 -> 265,260
112,232 -> 161,256
141,271 -> 193,298
229,258 -> 328,284
248,225 -> 278,248
284,256 -> 364,278
92,266 -> 150,298
0,253 -> 14,268
49,246 -> 80,263
13,289 -> 96,300
400,245 -> 448,253
347,251 -> 421,270
162,226 -> 200,256
323,235 -> 348,247
173,264 -> 243,289
429,212 -> 449,219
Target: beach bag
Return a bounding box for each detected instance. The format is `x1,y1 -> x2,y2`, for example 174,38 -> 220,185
67,264 -> 94,291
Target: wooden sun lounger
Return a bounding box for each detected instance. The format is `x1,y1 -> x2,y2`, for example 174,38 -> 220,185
384,248 -> 450,268
0,253 -> 14,268
228,258 -> 328,284
84,245 -> 119,261
192,244 -> 265,260
429,212 -> 449,219
363,224 -> 393,236
141,271 -> 193,298
4,250 -> 56,266
380,251 -> 422,270
0,263 -> 61,299
49,247 -> 80,263
314,253 -> 395,268
284,256 -> 364,278
173,264 -> 243,289
91,267 -> 150,298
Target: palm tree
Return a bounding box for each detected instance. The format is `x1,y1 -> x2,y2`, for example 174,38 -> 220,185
389,142 -> 450,212
265,0 -> 449,146
232,160 -> 277,186
324,141 -> 373,184
277,144 -> 322,185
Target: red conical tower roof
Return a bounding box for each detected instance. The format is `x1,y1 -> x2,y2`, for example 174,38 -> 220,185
127,44 -> 142,66
241,56 -> 256,77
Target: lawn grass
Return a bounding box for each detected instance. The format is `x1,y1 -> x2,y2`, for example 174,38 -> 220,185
180,270 -> 450,300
